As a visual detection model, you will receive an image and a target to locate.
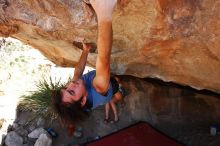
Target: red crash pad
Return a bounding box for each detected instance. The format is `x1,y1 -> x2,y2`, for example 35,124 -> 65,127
86,122 -> 182,146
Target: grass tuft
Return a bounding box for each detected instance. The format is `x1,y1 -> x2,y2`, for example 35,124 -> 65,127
17,76 -> 70,120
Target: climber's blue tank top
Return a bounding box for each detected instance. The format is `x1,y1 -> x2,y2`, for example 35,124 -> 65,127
81,70 -> 113,109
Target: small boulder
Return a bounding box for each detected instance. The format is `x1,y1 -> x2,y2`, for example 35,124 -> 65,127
28,128 -> 47,139
34,133 -> 52,146
5,131 -> 23,146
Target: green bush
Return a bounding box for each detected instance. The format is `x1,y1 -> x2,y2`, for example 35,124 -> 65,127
17,76 -> 69,120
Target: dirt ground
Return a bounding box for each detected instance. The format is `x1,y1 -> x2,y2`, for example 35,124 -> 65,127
15,103 -> 220,146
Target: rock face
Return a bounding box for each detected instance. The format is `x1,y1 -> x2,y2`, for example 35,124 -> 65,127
5,131 -> 23,146
120,76 -> 220,124
1,0 -> 220,93
28,128 -> 47,139
34,133 -> 52,146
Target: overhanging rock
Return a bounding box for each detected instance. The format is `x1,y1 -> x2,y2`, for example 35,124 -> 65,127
1,0 -> 220,93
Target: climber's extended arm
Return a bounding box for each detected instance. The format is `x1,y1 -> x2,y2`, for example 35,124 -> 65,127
90,0 -> 117,94
73,43 -> 91,81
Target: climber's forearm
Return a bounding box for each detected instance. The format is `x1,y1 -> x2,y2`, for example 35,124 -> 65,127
92,21 -> 112,94
96,21 -> 112,78
73,49 -> 89,81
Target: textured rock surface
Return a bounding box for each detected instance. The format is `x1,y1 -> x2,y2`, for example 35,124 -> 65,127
5,131 -> 23,146
28,128 -> 47,139
34,133 -> 52,146
1,0 -> 220,93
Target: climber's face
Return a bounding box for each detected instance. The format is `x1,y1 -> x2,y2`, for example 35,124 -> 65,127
61,79 -> 87,106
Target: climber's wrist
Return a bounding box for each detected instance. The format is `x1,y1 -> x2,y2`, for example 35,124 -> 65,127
97,14 -> 112,23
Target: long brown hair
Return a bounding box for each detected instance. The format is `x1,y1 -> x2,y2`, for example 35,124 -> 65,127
51,89 -> 89,125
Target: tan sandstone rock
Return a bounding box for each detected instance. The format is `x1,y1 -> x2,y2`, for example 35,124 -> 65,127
0,0 -> 220,93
